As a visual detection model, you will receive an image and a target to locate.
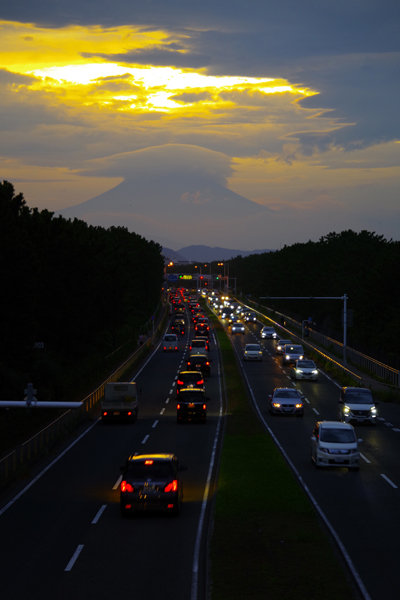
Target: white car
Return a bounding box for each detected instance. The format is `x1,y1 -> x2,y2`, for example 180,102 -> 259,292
231,322 -> 245,334
243,344 -> 263,361
275,339 -> 292,354
291,359 -> 318,381
163,334 -> 179,352
261,326 -> 277,339
338,387 -> 378,425
311,421 -> 360,470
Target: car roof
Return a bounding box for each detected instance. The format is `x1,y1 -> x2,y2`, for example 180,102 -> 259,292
317,421 -> 354,429
127,453 -> 176,462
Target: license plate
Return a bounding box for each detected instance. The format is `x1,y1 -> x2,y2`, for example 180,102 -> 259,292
284,408 -> 292,412
188,403 -> 195,408
113,411 -> 120,416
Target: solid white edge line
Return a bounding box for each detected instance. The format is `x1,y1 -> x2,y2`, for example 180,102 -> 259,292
0,418 -> 100,517
381,474 -> 398,489
65,544 -> 84,572
92,504 -> 107,524
191,347 -> 223,600
241,369 -> 372,600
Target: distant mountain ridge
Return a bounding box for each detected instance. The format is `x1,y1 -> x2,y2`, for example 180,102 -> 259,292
163,244 -> 274,263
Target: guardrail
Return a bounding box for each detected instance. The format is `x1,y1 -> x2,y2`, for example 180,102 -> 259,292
241,298 -> 399,391
0,304 -> 169,484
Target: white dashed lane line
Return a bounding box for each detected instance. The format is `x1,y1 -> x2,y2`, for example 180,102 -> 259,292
381,474 -> 398,489
152,420 -> 159,428
160,408 -> 165,415
141,435 -> 149,444
312,408 -> 320,415
91,505 -> 107,524
113,475 -> 122,490
65,545 -> 84,572
360,453 -> 371,464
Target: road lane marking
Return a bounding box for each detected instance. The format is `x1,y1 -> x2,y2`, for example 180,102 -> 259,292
92,505 -> 107,524
141,435 -> 149,444
152,420 -> 159,428
381,474 -> 398,488
65,545 -> 84,572
160,408 -> 165,415
313,408 -> 320,415
384,422 -> 393,427
169,389 -> 173,394
393,428 -> 400,432
166,398 -> 170,404
304,397 -> 310,404
360,453 -> 370,463
113,475 -> 122,490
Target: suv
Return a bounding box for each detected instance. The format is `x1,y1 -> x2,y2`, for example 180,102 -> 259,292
338,387 -> 378,425
282,344 -> 304,365
190,338 -> 210,352
176,388 -> 210,423
120,453 -> 186,516
311,421 -> 359,470
244,312 -> 257,323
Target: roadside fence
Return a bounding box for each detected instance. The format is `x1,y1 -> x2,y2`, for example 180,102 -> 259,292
0,303 -> 169,484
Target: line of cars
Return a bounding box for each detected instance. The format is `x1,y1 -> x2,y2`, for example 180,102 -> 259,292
120,288 -> 213,517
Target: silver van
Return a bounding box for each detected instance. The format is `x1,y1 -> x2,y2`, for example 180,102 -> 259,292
282,344 -> 304,365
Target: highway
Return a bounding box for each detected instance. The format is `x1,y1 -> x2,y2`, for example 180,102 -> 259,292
228,315 -> 400,600
0,312 -> 223,600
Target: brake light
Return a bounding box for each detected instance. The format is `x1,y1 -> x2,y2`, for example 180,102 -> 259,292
177,404 -> 181,410
121,481 -> 134,492
177,380 -> 184,385
103,411 -> 108,416
127,411 -> 132,416
198,379 -> 204,385
164,480 -> 178,492
203,404 -> 206,410
206,362 -> 210,366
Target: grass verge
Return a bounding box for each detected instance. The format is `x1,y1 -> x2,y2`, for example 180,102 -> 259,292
209,312 -> 357,600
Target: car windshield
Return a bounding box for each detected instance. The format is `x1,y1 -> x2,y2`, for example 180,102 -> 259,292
192,341 -> 205,347
180,373 -> 200,382
165,335 -> 176,341
297,360 -> 315,368
320,428 -> 356,443
274,390 -> 299,398
287,346 -> 303,352
345,390 -> 374,404
126,461 -> 174,479
246,345 -> 260,351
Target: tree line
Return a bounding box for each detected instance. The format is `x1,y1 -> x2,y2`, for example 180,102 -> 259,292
225,230 -> 400,364
0,181 -> 165,403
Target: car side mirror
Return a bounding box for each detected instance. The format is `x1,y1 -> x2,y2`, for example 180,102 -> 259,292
268,395 -> 272,400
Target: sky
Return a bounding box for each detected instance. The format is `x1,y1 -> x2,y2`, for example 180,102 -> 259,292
1,0 -> 399,250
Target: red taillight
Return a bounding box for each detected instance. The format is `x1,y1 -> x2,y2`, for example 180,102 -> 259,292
206,362 -> 210,366
164,346 -> 166,350
127,411 -> 132,416
197,379 -> 204,385
103,411 -> 108,416
203,404 -> 206,410
177,404 -> 181,409
177,380 -> 184,385
164,480 -> 178,492
121,481 -> 134,492
145,460 -> 154,465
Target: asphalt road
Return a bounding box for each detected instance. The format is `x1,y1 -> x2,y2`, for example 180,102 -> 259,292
0,313 -> 223,600
227,316 -> 400,600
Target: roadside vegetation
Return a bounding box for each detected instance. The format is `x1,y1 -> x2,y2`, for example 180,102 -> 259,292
209,312 -> 357,600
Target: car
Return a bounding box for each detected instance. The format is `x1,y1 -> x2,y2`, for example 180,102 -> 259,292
176,388 -> 210,423
243,343 -> 263,361
120,453 -> 186,516
291,359 -> 318,381
187,352 -> 211,375
231,321 -> 245,334
163,334 -> 179,351
311,421 -> 360,470
195,322 -> 210,337
228,314 -> 240,324
244,312 -> 257,323
171,321 -> 185,335
282,344 -> 304,365
268,387 -> 304,417
338,387 -> 378,425
260,325 -> 277,339
176,370 -> 204,394
190,337 -> 210,352
275,339 -> 292,354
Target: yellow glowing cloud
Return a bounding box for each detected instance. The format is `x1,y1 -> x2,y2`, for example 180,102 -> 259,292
1,20 -> 316,114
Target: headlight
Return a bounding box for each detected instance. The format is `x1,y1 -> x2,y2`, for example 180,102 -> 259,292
296,369 -> 303,373
312,370 -> 318,374
272,402 -> 281,408
344,405 -> 351,413
371,406 -> 377,413
295,403 -> 303,409
285,355 -> 290,359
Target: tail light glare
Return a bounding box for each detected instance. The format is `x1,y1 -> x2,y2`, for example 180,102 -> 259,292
177,404 -> 181,409
164,480 -> 178,492
121,481 -> 134,492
